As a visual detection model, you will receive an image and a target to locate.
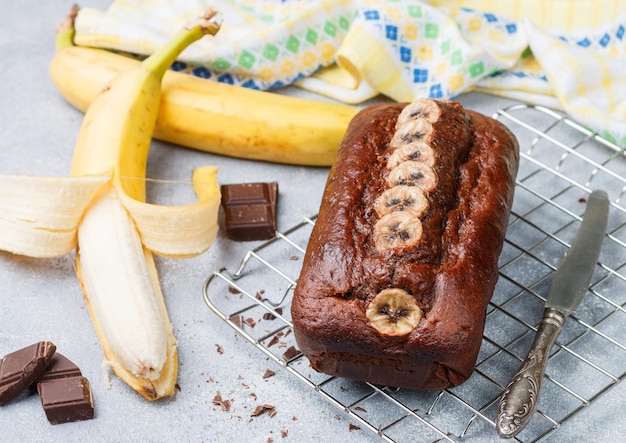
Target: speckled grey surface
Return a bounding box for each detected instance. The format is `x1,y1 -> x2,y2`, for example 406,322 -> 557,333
1,1 -> 625,442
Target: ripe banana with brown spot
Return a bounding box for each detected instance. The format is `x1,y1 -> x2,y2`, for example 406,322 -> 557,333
0,8 -> 222,400
49,9 -> 358,167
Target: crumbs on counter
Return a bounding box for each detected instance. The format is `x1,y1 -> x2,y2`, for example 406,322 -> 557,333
251,403 -> 277,418
231,314 -> 243,328
212,391 -> 232,412
349,423 -> 361,432
263,308 -> 283,321
281,346 -> 300,362
267,335 -> 281,348
228,286 -> 242,295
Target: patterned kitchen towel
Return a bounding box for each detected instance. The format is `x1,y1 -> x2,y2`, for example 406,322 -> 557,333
75,0 -> 356,90
73,0 -> 626,147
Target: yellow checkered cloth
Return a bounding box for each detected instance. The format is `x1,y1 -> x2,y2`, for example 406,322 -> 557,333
74,0 -> 626,147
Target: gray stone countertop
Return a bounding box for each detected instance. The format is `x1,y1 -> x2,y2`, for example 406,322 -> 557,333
1,1 -> 624,442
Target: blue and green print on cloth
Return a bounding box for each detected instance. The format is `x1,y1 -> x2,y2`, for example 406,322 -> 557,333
75,0 -> 626,147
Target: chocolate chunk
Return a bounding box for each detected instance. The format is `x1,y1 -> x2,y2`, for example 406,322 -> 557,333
221,182 -> 278,241
37,376 -> 94,424
35,353 -> 94,424
36,353 -> 82,384
0,341 -> 56,406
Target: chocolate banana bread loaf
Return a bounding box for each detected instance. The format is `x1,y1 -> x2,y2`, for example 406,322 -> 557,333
291,99 -> 519,390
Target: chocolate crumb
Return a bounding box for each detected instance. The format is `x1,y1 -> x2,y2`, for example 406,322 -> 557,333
349,424 -> 361,432
281,346 -> 300,361
354,406 -> 367,413
228,286 -> 241,295
262,369 -> 276,379
289,255 -> 299,261
231,315 -> 243,328
215,344 -> 224,355
281,429 -> 288,438
175,383 -> 181,392
264,308 -> 284,321
244,317 -> 256,328
267,336 -> 280,348
212,392 -> 231,412
251,404 -> 276,417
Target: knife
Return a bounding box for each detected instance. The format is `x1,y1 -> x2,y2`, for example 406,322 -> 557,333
496,189 -> 609,439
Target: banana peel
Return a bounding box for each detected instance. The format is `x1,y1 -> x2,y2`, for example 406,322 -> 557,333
0,8 -> 223,400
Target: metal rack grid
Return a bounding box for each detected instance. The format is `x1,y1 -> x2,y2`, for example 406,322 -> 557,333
202,104 -> 626,442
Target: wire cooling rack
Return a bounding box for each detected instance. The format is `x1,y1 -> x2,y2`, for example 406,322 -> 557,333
202,104 -> 626,442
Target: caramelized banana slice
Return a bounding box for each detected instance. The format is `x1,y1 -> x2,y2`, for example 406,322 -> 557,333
366,288 -> 422,337
387,141 -> 436,169
396,98 -> 442,127
374,212 -> 423,251
374,185 -> 429,218
386,161 -> 437,192
389,118 -> 433,147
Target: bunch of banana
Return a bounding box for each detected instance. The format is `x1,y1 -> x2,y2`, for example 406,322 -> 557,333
0,8 -> 223,400
49,9 -> 359,167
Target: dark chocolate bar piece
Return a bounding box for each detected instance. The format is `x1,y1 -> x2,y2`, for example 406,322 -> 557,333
37,376 -> 94,424
36,353 -> 82,384
0,341 -> 56,406
35,353 -> 94,424
221,182 -> 278,241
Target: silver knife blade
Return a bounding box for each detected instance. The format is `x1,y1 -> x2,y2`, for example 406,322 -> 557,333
546,189 -> 610,312
496,189 -> 609,439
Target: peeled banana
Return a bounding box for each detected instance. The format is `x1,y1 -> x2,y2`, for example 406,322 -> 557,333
49,10 -> 358,167
0,8 -> 222,400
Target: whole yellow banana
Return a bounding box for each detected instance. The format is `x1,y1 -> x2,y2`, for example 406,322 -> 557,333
49,16 -> 358,167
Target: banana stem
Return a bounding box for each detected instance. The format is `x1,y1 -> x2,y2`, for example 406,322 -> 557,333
55,4 -> 78,52
142,10 -> 222,79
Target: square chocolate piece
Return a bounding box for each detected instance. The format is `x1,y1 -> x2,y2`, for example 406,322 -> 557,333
37,376 -> 94,424
220,182 -> 278,241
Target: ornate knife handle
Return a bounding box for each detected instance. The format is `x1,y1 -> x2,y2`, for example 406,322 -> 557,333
496,308 -> 566,439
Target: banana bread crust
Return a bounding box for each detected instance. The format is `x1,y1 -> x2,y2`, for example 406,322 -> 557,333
291,99 -> 519,390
